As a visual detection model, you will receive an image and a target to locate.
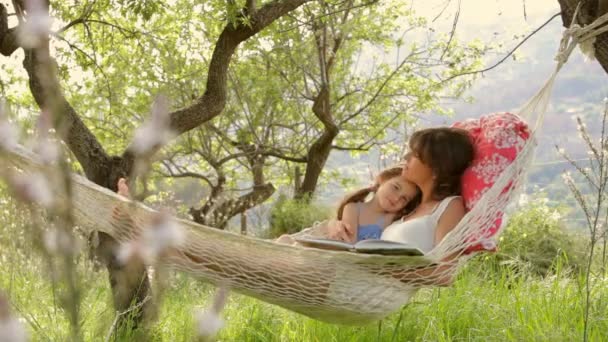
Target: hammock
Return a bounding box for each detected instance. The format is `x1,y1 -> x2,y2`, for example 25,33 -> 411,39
0,10 -> 602,325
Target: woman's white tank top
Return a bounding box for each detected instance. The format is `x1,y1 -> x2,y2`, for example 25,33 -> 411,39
381,196 -> 460,253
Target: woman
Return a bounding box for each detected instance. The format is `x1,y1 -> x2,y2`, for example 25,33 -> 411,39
327,126 -> 475,280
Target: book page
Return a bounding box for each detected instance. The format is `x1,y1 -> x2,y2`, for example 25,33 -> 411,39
294,237 -> 354,251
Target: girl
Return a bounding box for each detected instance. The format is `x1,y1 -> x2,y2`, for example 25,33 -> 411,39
329,126 -> 474,261
336,166 -> 420,243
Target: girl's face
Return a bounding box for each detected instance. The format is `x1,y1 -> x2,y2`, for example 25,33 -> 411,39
401,152 -> 434,186
376,177 -> 418,213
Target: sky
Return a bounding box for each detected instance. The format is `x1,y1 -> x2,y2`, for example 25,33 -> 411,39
325,0 -> 608,201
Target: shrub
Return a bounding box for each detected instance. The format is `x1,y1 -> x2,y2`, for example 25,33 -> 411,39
479,198 -> 587,277
267,194 -> 332,238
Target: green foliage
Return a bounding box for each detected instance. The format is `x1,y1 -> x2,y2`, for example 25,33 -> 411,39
116,0 -> 162,20
267,194 -> 331,237
3,250 -> 608,341
482,198 -> 587,277
2,189 -> 608,341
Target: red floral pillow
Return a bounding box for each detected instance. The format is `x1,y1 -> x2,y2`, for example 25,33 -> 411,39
453,112 -> 531,253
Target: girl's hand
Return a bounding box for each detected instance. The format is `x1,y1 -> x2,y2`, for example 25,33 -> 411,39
327,219 -> 355,242
117,178 -> 131,198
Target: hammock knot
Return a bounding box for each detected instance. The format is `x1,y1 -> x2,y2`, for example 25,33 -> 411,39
555,23 -> 583,67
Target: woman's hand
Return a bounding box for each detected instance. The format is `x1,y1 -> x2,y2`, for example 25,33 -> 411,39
326,219 -> 355,242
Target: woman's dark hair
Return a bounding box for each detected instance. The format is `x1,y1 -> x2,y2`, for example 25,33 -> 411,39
336,167 -> 421,222
408,127 -> 475,200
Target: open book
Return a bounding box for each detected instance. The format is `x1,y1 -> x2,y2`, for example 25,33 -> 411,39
295,237 -> 424,256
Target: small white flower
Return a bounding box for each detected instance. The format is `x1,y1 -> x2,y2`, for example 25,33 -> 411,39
194,310 -> 223,339
34,139 -> 60,164
561,171 -> 573,184
480,239 -> 496,250
0,294 -> 27,342
194,287 -> 229,339
116,241 -> 141,265
32,110 -> 61,164
518,194 -> 529,206
43,228 -> 74,255
8,172 -> 53,208
0,102 -> 19,150
16,0 -> 53,49
0,318 -> 27,342
0,122 -> 19,150
118,211 -> 184,264
131,95 -> 175,156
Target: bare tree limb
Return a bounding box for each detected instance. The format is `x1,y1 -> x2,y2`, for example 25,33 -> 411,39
439,0 -> 460,61
166,0 -> 314,136
439,11 -> 561,84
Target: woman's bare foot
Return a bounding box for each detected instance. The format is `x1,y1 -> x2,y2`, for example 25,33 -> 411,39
117,178 -> 131,198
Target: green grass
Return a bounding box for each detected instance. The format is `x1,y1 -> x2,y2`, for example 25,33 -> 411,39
1,197 -> 606,341
1,254 -> 607,341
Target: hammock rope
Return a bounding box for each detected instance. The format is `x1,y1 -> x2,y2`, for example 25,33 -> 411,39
0,13 -> 602,324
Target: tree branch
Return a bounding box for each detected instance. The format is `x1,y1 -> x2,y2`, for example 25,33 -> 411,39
0,4 -> 20,56
22,48 -> 120,186
165,0 -> 314,136
439,11 -> 561,84
245,0 -> 257,15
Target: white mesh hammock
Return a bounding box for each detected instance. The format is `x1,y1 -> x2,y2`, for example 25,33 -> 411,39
0,15 -> 603,325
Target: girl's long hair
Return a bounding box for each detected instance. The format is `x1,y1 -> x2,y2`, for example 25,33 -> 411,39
336,167 -> 421,222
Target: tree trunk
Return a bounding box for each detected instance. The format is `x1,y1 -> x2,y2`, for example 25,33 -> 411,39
557,0 -> 608,74
295,85 -> 339,200
21,43 -> 152,330
1,0 -> 313,331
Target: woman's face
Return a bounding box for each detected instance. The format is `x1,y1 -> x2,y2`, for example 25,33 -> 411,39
401,152 -> 434,186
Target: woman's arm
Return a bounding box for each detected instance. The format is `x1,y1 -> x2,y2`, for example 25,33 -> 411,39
434,197 -> 466,245
378,199 -> 467,287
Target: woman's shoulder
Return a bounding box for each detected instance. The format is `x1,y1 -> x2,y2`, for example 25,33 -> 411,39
434,196 -> 466,240
443,197 -> 466,216
434,196 -> 465,219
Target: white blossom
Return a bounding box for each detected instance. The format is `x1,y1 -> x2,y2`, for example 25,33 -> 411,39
0,318 -> 27,342
0,295 -> 27,342
33,111 -> 60,164
8,172 -> 53,208
194,310 -> 224,340
118,211 -> 184,264
518,193 -> 529,206
16,0 -> 53,49
0,101 -> 19,150
116,241 -> 141,264
33,140 -> 60,164
131,95 -> 175,155
194,287 -> 229,340
43,228 -> 75,255
480,239 -> 496,251
561,171 -> 573,184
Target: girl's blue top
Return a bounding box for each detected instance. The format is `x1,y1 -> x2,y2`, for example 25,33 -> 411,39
356,202 -> 385,241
